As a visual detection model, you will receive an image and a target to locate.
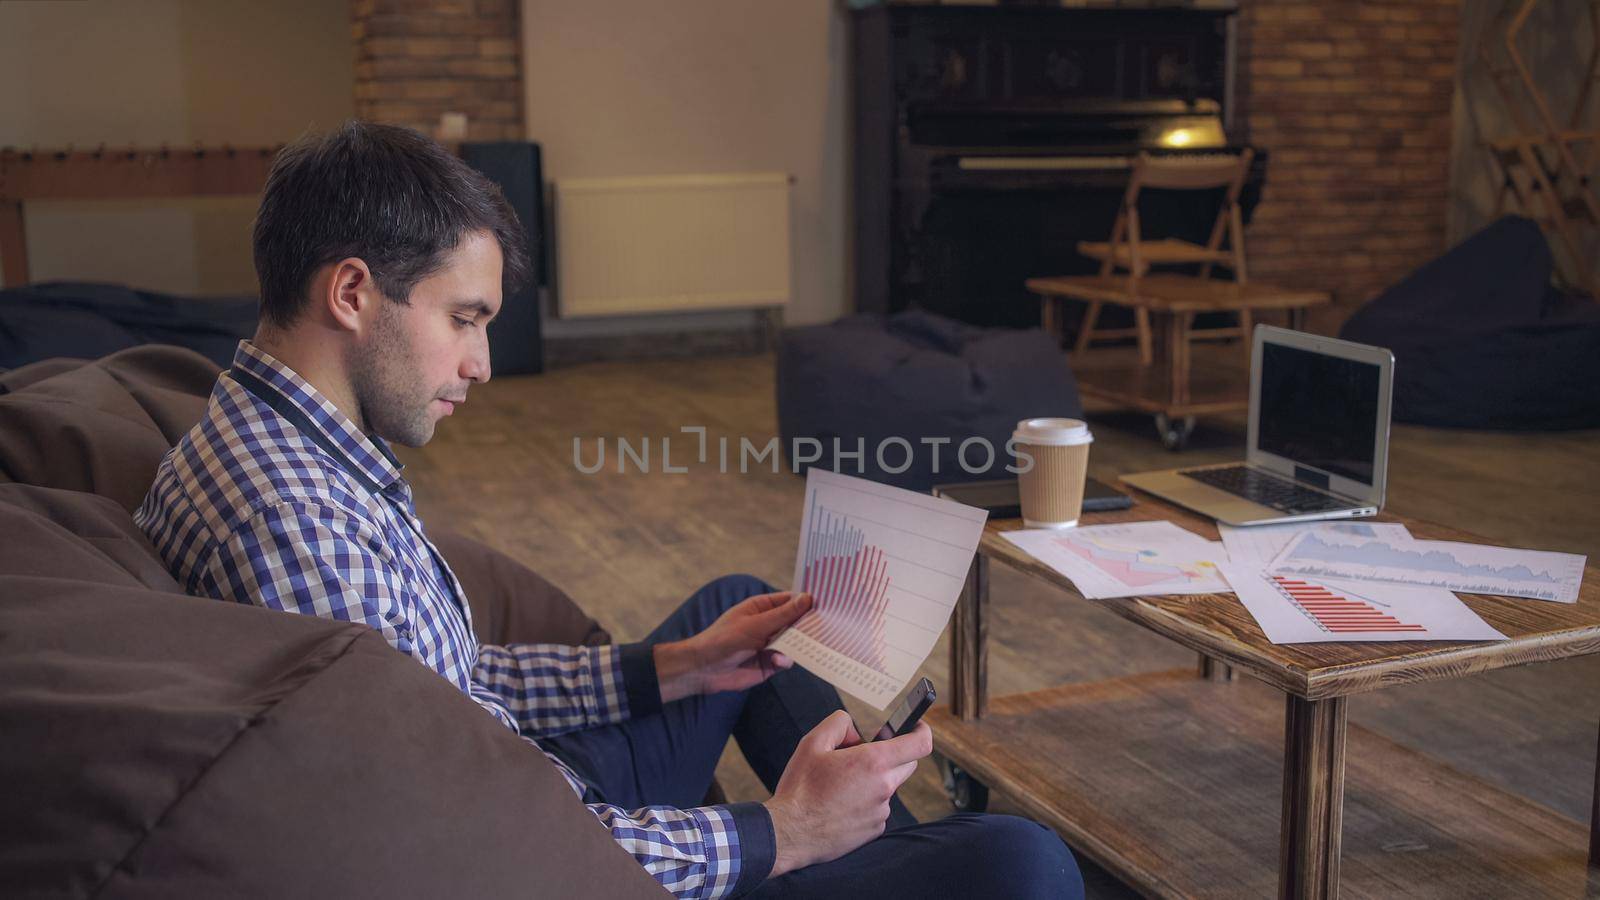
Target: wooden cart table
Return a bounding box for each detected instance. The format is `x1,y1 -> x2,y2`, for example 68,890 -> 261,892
1025,274 -> 1329,449
927,491 -> 1600,898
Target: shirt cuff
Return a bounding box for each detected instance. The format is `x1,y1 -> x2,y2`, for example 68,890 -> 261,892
617,641 -> 662,719
723,802 -> 775,897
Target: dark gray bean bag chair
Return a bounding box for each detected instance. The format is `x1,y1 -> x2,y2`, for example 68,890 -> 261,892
0,282 -> 259,371
1339,217 -> 1600,430
777,310 -> 1083,491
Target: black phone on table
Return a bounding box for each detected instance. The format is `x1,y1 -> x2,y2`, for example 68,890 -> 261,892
932,477 -> 1133,518
872,677 -> 936,742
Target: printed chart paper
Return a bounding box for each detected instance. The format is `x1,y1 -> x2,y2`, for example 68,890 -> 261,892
1002,521 -> 1230,600
1268,529 -> 1586,604
1219,563 -> 1506,644
768,469 -> 988,709
1218,520 -> 1413,566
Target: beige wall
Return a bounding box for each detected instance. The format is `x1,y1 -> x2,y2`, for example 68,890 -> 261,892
522,0 -> 851,329
0,0 -> 353,295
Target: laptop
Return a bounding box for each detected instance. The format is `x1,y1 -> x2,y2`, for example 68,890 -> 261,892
1121,325 -> 1395,526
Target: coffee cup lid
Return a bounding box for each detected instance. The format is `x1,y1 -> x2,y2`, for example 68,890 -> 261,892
1013,417 -> 1093,446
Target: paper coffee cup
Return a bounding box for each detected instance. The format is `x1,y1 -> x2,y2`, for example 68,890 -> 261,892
1013,418 -> 1093,529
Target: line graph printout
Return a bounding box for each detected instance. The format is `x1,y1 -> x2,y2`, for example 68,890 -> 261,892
768,469 -> 988,709
1218,520 -> 1414,566
1219,563 -> 1506,644
1002,521 -> 1230,599
1267,530 -> 1586,604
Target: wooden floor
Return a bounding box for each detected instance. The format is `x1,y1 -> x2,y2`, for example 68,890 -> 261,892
396,350 -> 1600,898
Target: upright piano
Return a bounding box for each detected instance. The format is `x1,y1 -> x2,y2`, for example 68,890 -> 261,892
853,3 -> 1266,328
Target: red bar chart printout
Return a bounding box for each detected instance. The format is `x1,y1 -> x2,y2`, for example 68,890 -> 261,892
1218,562 -> 1506,644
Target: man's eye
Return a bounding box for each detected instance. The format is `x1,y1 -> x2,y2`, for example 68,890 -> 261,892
452,317 -> 475,329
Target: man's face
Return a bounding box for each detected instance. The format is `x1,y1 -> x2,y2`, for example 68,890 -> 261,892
349,229 -> 503,447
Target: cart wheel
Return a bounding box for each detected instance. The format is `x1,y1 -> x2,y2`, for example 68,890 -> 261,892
938,755 -> 990,813
1155,413 -> 1196,451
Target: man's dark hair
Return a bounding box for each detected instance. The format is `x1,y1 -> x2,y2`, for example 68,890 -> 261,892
253,120 -> 531,328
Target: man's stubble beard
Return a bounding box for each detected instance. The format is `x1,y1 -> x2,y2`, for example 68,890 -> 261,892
348,300 -> 436,448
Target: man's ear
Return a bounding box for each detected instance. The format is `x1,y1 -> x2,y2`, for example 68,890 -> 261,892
324,258 -> 379,334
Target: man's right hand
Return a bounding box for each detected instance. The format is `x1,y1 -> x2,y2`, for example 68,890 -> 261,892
762,709 -> 934,878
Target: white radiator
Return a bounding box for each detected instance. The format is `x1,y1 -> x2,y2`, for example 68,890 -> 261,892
553,173 -> 792,318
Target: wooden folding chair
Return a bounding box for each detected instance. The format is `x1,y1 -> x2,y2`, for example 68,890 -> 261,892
1068,149 -> 1255,365
1475,0 -> 1600,298
1489,134 -> 1600,297
1026,149 -> 1329,449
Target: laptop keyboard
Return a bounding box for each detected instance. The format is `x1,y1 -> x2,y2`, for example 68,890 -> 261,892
1179,465 -> 1349,515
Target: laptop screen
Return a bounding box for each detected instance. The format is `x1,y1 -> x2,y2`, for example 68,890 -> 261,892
1257,341 -> 1381,485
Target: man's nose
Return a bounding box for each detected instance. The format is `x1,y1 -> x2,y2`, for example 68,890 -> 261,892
462,335 -> 491,384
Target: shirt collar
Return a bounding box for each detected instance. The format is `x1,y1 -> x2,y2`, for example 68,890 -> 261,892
230,340 -> 406,493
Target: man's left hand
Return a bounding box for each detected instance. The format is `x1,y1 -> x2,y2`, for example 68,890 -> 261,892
654,591 -> 814,703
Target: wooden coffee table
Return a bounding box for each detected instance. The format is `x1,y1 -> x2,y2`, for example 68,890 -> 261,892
927,489 -> 1600,898
1027,275 -> 1328,449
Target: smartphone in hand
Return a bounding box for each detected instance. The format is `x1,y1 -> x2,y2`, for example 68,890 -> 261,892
873,677 -> 936,742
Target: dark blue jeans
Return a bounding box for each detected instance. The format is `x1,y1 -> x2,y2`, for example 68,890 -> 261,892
542,575 -> 1084,899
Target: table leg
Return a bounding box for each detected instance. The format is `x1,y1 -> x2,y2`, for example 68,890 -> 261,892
0,200 -> 28,288
1076,300 -> 1104,355
1589,717 -> 1599,878
1279,695 -> 1347,900
1197,653 -> 1235,681
1135,307 -> 1154,365
1169,312 -> 1193,408
1238,308 -> 1255,367
949,553 -> 989,721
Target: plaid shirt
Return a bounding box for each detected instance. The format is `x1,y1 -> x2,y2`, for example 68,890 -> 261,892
136,341 -> 772,898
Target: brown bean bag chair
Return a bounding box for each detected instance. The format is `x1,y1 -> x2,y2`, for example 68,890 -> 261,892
0,347 -> 663,897
0,345 -> 610,646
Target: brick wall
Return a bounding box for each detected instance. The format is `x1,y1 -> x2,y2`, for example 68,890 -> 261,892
1237,0 -> 1460,333
351,0 -> 524,142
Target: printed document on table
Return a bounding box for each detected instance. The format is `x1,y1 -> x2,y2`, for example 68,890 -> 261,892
1267,529 -> 1586,604
1218,520 -> 1413,566
1001,521 -> 1231,600
767,468 -> 988,709
1219,563 -> 1506,644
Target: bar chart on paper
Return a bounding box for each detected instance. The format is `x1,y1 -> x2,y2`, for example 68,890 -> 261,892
769,469 -> 988,709
1271,575 -> 1426,634
1218,562 -> 1506,644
